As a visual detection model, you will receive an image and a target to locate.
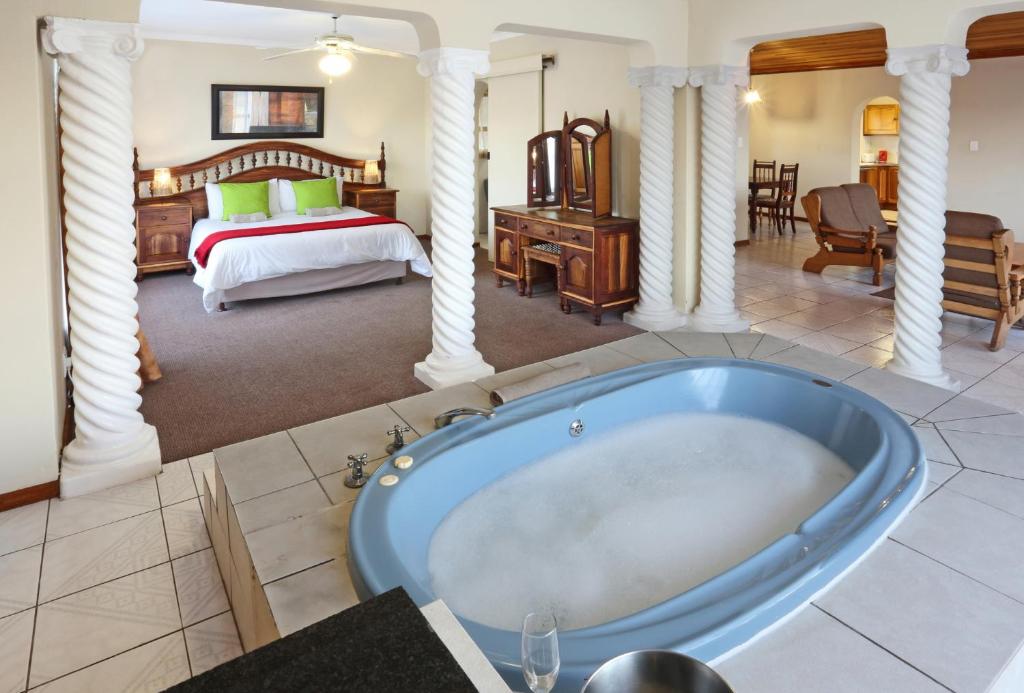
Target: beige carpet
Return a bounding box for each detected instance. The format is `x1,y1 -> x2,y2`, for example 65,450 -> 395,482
138,243 -> 641,462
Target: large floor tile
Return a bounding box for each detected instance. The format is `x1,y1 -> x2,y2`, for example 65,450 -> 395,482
722,332 -> 764,359
162,499 -> 211,560
843,368 -> 957,418
816,540 -> 1024,693
184,612 -> 243,676
46,479 -> 159,541
233,480 -> 331,536
172,548 -> 229,627
0,501 -> 47,557
945,469 -> 1024,519
604,332 -> 684,363
941,342 -> 1021,378
30,564 -> 181,687
842,345 -> 893,369
792,331 -> 862,357
925,460 -> 960,487
388,382 -> 493,435
655,331 -> 733,357
214,432 -> 313,504
474,362 -> 555,394
940,429 -> 1024,478
246,504 -> 349,584
748,335 -> 795,359
156,460 -> 198,507
545,343 -> 642,374
935,412 -> 1024,436
39,510 -> 167,603
925,393 -> 1015,422
0,608 -> 33,693
289,404 -> 418,478
750,318 -> 813,340
911,424 -> 960,465
961,379 -> 1024,413
262,559 -> 359,637
32,632 -> 190,693
718,606 -> 946,693
894,488 -> 1024,603
0,545 -> 41,619
765,345 -> 866,381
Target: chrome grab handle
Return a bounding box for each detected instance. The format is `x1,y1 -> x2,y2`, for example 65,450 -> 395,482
434,407 -> 495,430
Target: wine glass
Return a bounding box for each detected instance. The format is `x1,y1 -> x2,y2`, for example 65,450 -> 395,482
522,612 -> 560,693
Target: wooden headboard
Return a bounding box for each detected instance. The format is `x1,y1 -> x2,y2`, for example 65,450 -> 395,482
134,140 -> 387,220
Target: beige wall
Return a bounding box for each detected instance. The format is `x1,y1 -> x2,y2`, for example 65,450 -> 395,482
0,0 -> 139,496
133,40 -> 430,233
748,58 -> 1024,232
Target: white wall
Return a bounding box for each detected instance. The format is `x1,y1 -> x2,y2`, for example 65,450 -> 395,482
748,59 -> 1024,232
133,40 -> 430,233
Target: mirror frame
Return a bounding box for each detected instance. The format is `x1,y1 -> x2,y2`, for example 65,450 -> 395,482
526,130 -> 564,208
562,112 -> 612,218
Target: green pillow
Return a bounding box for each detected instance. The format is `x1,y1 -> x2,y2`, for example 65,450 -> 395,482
293,177 -> 340,215
220,181 -> 271,221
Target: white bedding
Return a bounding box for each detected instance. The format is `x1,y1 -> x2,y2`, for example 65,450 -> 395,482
188,207 -> 431,312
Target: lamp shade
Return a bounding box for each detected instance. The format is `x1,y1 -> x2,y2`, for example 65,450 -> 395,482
363,159 -> 380,184
153,167 -> 172,194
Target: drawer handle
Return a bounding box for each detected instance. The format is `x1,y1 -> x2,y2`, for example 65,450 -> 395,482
160,215 -> 167,221
571,233 -> 581,241
521,223 -> 528,230
547,229 -> 554,236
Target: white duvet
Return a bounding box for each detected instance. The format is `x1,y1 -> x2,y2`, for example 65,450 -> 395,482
188,207 -> 431,312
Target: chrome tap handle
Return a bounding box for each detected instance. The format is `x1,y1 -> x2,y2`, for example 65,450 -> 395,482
434,407 -> 495,429
385,424 -> 412,454
345,453 -> 370,489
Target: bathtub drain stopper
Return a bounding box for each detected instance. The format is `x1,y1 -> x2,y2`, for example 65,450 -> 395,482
569,419 -> 585,437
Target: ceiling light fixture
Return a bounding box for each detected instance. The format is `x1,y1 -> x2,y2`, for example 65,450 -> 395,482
744,88 -> 762,105
319,50 -> 353,77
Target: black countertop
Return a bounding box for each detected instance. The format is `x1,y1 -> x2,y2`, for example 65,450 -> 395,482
165,588 -> 479,693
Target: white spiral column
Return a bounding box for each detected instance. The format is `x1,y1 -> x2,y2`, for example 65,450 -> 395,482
43,18 -> 160,497
885,45 -> 968,391
415,48 -> 495,389
623,66 -> 689,332
687,65 -> 749,333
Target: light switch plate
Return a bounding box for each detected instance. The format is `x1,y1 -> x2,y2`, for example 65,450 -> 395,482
969,140 -> 979,152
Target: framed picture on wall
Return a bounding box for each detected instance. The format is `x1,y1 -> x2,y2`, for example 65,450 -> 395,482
211,84 -> 325,140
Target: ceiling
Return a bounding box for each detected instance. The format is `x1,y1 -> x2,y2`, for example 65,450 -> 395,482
138,0 -> 422,54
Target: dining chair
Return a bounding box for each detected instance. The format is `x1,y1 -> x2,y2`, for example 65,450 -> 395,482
751,160 -> 776,227
775,163 -> 799,234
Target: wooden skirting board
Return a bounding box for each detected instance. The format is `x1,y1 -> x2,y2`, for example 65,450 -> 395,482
0,479 -> 59,512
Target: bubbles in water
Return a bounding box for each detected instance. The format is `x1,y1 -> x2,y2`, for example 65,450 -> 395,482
427,412 -> 853,632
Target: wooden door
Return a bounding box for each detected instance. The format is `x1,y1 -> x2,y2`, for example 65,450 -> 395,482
561,246 -> 594,298
494,228 -> 518,275
863,104 -> 899,135
886,167 -> 899,205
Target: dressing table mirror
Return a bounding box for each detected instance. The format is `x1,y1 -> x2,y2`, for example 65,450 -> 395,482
562,112 -> 612,218
526,130 -> 563,207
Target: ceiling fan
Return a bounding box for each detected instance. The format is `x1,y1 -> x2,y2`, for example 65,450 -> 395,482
263,15 -> 408,77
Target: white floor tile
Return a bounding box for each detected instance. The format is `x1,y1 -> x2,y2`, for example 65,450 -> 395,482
0,501 -> 47,557
940,429 -> 1024,479
961,379 -> 1024,413
935,412 -> 1024,436
945,469 -> 1024,520
717,606 -> 946,693
0,609 -> 34,693
474,362 -> 555,393
46,479 -> 159,541
246,505 -> 348,585
0,545 -> 40,619
214,432 -> 313,504
656,331 -> 733,357
765,346 -> 866,382
187,454 -> 214,498
926,394 -> 1014,422
39,510 -> 167,603
911,424 -> 960,465
792,332 -> 862,357
842,368 -> 956,418
156,460 -> 198,507
32,632 -> 190,693
604,332 -> 685,363
545,344 -> 642,374
233,481 -> 331,536
172,549 -> 228,627
816,541 -> 1024,693
750,319 -> 813,340
842,345 -> 893,369
30,564 -> 181,687
748,335 -> 796,359
184,611 -> 242,676
926,460 -> 960,487
162,499 -> 211,560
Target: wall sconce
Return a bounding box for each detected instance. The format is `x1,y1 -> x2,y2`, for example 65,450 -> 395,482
743,89 -> 762,105
363,159 -> 380,184
152,167 -> 173,195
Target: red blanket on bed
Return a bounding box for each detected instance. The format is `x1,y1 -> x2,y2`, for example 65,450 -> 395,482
192,215 -> 408,268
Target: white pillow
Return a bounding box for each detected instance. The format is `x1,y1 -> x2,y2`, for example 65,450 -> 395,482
204,183 -> 223,220
278,179 -> 297,213
268,178 -> 282,216
277,177 -> 345,214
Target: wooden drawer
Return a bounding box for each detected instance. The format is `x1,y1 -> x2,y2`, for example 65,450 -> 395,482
494,212 -> 517,230
139,226 -> 189,264
560,226 -> 593,248
138,205 -> 191,227
519,219 -> 560,242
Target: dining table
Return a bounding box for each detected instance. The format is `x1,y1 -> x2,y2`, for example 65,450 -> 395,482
748,178 -> 778,233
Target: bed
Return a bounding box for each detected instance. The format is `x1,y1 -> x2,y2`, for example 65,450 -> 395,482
134,141 -> 431,312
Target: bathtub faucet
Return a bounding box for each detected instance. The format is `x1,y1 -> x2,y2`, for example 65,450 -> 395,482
434,407 -> 495,429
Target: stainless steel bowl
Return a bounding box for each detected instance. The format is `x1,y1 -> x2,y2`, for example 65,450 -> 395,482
580,650 -> 734,693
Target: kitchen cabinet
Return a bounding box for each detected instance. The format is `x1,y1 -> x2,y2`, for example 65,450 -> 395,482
863,104 -> 900,135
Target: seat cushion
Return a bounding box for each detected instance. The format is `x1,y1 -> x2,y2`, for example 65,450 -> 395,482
812,186 -> 861,230
944,211 -> 1007,290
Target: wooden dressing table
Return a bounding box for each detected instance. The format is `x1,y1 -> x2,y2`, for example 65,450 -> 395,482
491,111 -> 639,325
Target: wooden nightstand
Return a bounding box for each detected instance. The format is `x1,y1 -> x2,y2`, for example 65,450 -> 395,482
343,187 -> 399,219
135,201 -> 193,278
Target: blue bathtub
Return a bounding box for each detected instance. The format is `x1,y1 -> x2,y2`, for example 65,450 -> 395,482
348,359 -> 925,691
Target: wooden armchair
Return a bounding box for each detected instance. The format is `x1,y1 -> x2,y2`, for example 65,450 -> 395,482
942,211 -> 1024,351
801,184 -> 897,286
